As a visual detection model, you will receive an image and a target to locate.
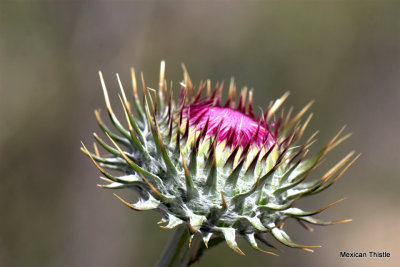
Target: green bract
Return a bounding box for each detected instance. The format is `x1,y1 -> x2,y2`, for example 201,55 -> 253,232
82,62 -> 358,255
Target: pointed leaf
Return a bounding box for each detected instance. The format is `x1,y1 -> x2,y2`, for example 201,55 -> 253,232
246,233 -> 278,256
219,228 -> 245,255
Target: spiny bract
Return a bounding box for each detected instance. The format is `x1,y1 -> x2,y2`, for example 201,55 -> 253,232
81,62 -> 358,255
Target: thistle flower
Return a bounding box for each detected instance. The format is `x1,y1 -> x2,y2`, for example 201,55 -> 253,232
81,62 -> 358,263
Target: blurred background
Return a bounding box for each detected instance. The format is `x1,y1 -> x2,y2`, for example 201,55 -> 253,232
1,1 -> 399,267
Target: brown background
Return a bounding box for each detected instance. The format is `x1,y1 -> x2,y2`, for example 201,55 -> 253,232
0,1 -> 399,267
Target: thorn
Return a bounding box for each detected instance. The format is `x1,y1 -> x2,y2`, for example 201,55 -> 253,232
81,141 -> 117,182
297,219 -> 314,232
131,67 -> 138,98
246,234 -> 279,256
286,100 -> 314,129
175,110 -> 182,152
288,146 -> 309,166
181,63 -> 193,95
99,176 -> 113,183
147,87 -> 158,114
224,126 -> 236,148
98,71 -> 113,114
220,191 -> 227,210
247,89 -> 254,116
194,80 -> 205,102
103,132 -> 162,193
228,77 -> 236,108
168,111 -> 175,141
189,131 -> 198,176
321,152 -> 355,182
224,157 -> 245,190
159,60 -> 165,90
297,113 -> 313,141
237,86 -> 248,112
234,247 -> 245,256
312,153 -> 360,194
92,132 -> 120,156
167,84 -> 173,120
304,131 -> 319,149
163,79 -> 169,103
260,143 -> 276,163
244,147 -> 263,176
113,193 -> 137,210
206,79 -> 211,97
153,111 -> 178,175
137,172 -> 162,199
180,151 -> 198,199
93,142 -> 100,157
188,234 -> 195,248
116,73 -> 131,113
215,81 -> 224,106
330,154 -> 361,184
209,82 -> 218,100
299,198 -> 347,217
322,125 -> 347,157
183,106 -> 190,140
118,95 -> 146,149
330,219 -> 352,224
205,142 -> 218,195
140,72 -> 146,104
328,133 -> 352,153
255,233 -> 284,252
202,232 -> 212,248
284,106 -> 293,126
198,115 -> 210,141
158,62 -> 166,106
119,95 -> 134,131
267,91 -> 290,121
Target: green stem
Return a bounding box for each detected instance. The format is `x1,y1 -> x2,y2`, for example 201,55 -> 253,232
156,225 -> 203,267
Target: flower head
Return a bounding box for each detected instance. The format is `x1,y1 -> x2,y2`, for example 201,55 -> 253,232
81,62 -> 358,255
184,99 -> 275,149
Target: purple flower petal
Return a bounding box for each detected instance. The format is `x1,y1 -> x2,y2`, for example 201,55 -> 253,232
184,102 -> 275,149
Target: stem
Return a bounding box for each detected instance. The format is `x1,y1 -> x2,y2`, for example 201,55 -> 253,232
156,225 -> 203,267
